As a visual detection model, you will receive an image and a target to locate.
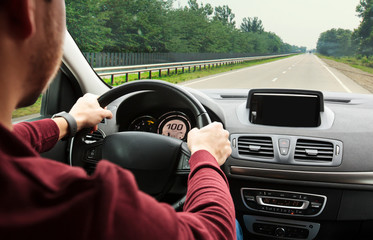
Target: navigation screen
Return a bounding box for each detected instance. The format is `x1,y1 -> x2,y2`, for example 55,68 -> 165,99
249,93 -> 321,127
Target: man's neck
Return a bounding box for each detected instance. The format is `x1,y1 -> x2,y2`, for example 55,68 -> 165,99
0,77 -> 22,131
0,102 -> 16,131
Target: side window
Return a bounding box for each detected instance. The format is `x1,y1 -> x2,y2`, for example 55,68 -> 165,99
12,95 -> 43,122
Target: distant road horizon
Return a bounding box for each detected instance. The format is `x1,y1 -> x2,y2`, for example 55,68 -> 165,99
179,54 -> 370,94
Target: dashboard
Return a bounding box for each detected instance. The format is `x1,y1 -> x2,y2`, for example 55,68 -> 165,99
96,87 -> 373,240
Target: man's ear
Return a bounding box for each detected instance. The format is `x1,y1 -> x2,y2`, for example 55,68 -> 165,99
7,0 -> 36,40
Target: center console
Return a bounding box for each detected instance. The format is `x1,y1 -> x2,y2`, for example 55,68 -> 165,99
241,188 -> 327,217
244,215 -> 320,239
240,188 -> 327,239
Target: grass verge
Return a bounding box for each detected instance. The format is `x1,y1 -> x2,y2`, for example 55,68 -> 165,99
12,95 -> 42,119
317,54 -> 373,75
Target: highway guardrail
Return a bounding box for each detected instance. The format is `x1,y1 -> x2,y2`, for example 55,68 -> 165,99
94,54 -> 294,84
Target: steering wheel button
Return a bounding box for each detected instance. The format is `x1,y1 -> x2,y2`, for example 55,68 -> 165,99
87,148 -> 96,159
183,160 -> 190,170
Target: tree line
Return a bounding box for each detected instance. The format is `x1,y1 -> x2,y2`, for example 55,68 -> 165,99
66,0 -> 306,54
317,0 -> 373,57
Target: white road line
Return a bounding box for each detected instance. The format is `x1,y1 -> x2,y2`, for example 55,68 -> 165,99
288,67 -> 292,70
282,71 -> 287,74
272,78 -> 278,82
181,56 -> 299,87
314,56 -> 352,93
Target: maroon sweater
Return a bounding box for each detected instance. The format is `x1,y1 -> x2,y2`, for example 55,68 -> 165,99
0,119 -> 236,239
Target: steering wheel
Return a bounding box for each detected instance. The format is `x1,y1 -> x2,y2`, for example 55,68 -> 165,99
70,80 -> 211,209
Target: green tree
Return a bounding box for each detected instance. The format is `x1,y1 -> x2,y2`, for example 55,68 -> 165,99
355,0 -> 373,56
317,28 -> 355,57
66,0 -> 112,52
213,5 -> 236,28
241,17 -> 264,33
164,6 -> 212,52
187,0 -> 213,16
103,0 -> 172,52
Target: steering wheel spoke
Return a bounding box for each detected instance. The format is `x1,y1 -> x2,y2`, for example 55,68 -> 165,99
176,142 -> 191,174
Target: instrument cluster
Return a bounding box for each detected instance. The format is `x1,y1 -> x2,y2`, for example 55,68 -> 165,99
128,111 -> 192,141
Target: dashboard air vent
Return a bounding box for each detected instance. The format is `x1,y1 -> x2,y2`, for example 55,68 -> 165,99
238,136 -> 274,158
295,139 -> 334,162
83,130 -> 105,144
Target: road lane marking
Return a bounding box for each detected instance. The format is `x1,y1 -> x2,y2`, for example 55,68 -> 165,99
288,67 -> 292,70
315,56 -> 352,93
272,78 -> 278,82
322,65 -> 352,93
282,71 -> 287,74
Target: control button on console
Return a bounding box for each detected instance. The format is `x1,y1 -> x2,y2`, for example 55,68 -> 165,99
266,191 -> 273,196
275,227 -> 286,237
291,193 -> 301,199
279,193 -> 286,198
244,195 -> 256,202
279,139 -> 290,148
311,202 -> 322,208
280,147 -> 289,155
295,210 -> 304,215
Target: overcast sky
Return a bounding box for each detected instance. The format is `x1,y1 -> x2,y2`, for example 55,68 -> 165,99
173,0 -> 362,49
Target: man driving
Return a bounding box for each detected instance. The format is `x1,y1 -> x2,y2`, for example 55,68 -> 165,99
0,0 -> 236,239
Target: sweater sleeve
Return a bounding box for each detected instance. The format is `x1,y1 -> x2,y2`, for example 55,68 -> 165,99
90,150 -> 236,240
12,119 -> 59,153
178,150 -> 236,240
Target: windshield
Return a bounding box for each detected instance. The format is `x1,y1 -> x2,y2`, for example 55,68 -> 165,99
66,0 -> 373,94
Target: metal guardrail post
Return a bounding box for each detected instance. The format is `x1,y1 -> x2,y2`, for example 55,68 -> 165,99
149,70 -> 152,79
111,74 -> 114,85
126,73 -> 129,82
159,69 -> 162,78
138,72 -> 141,80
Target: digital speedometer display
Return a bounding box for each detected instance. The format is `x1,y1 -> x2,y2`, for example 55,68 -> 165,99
161,119 -> 187,139
157,112 -> 191,140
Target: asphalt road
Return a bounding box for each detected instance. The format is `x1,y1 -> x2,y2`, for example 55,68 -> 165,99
180,54 -> 370,94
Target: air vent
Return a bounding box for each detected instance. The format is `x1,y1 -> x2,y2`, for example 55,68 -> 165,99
295,139 -> 334,161
238,136 -> 274,158
220,94 -> 248,99
324,98 -> 351,104
83,130 -> 105,144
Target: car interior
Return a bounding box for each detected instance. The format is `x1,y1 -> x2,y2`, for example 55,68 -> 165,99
32,31 -> 373,240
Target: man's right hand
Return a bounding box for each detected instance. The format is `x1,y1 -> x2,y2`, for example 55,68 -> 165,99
69,93 -> 113,132
187,122 -> 232,166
